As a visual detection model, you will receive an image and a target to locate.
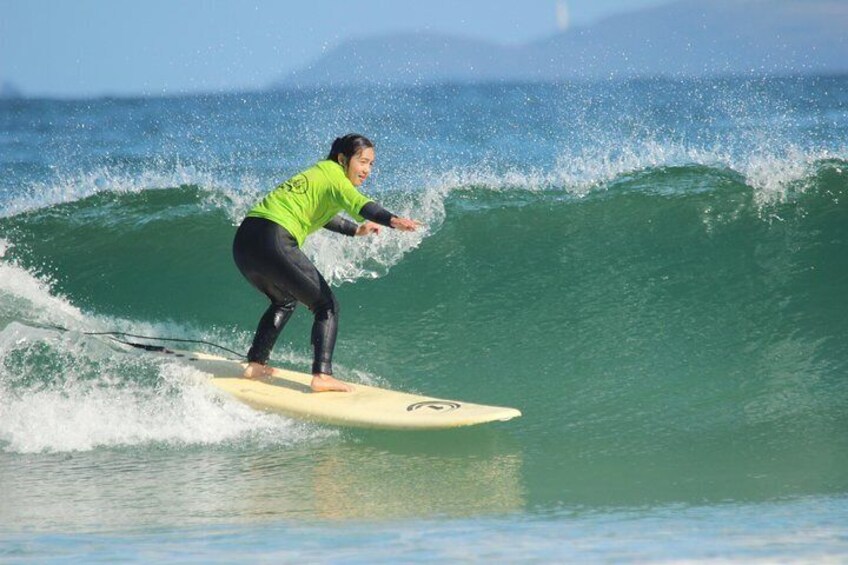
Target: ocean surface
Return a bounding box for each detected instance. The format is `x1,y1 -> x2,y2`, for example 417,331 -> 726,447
1,76 -> 847,562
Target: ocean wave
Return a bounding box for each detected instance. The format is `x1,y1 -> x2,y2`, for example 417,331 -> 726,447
0,158 -> 271,221
1,151 -> 845,457
0,252 -> 333,454
1,152 -> 845,292
6,139 -> 844,217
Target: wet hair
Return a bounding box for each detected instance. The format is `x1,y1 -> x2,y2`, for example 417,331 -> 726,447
327,133 -> 374,164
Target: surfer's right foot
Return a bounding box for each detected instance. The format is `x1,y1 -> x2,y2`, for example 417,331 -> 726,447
311,373 -> 353,392
243,362 -> 272,379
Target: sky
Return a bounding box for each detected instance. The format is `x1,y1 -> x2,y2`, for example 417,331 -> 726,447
0,0 -> 671,98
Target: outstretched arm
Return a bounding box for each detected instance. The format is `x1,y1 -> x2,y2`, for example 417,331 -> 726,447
360,201 -> 420,232
322,214 -> 388,237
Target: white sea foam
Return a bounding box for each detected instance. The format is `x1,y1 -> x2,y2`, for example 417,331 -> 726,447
741,146 -> 843,206
0,255 -> 332,454
0,159 -> 268,220
304,190 -> 443,284
429,140 -> 846,206
0,239 -> 85,329
0,329 -> 332,454
0,347 -> 315,454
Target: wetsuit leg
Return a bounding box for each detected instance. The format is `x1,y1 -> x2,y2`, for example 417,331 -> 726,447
309,280 -> 339,376
246,299 -> 297,365
233,217 -> 340,375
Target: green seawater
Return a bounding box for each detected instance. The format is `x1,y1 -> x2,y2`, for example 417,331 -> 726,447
1,78 -> 847,561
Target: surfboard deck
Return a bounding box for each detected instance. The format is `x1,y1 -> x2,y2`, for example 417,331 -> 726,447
151,348 -> 521,430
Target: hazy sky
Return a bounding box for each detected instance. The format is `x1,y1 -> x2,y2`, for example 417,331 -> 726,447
1,0 -> 670,98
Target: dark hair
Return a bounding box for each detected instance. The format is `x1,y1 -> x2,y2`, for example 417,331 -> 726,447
327,133 -> 374,164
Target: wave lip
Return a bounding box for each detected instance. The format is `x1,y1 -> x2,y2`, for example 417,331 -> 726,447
432,143 -> 847,205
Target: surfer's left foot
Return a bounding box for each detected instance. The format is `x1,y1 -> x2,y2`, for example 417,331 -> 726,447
311,373 -> 353,392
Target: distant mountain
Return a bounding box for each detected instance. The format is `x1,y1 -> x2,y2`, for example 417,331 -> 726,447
275,0 -> 848,87
0,81 -> 23,99
281,32 -> 517,87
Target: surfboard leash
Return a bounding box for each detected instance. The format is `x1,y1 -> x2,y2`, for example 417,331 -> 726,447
29,323 -> 247,360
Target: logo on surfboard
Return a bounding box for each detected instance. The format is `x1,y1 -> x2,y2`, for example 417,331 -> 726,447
406,401 -> 462,413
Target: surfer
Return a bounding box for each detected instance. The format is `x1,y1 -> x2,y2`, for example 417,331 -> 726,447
232,134 -> 419,392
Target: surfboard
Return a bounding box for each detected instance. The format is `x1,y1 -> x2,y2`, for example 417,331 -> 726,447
150,347 -> 521,430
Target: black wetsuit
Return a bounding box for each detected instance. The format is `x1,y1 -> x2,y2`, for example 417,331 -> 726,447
232,202 -> 395,375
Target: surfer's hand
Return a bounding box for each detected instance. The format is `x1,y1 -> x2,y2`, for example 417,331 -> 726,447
356,221 -> 382,236
390,217 -> 420,231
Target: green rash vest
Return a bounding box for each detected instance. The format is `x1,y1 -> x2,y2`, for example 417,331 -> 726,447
246,160 -> 372,247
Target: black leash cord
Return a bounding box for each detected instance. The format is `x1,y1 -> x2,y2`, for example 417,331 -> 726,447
34,323 -> 247,360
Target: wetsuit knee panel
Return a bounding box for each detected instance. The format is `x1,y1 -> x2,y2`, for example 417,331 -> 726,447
311,294 -> 339,318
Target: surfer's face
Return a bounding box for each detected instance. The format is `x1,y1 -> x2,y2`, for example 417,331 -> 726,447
340,147 -> 375,187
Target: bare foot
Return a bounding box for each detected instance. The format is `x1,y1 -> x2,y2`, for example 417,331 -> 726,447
311,373 -> 353,392
243,361 -> 273,379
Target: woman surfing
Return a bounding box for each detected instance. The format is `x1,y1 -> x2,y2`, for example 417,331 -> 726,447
232,134 -> 419,392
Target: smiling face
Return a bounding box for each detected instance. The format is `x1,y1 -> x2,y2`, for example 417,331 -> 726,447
339,147 -> 375,187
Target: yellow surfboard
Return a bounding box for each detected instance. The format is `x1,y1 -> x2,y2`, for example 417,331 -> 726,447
156,348 -> 521,430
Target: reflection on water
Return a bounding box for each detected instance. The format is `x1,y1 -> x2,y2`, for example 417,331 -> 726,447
308,448 -> 523,520
0,428 -> 524,532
